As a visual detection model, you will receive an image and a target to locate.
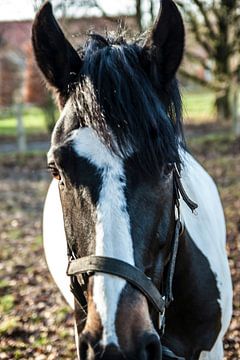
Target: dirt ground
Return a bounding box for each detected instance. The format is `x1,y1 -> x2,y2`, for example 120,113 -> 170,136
0,126 -> 239,359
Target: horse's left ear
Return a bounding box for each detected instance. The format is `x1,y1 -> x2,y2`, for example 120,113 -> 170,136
32,2 -> 82,97
143,0 -> 185,85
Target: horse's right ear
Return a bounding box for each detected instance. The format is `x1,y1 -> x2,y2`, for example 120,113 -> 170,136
32,2 -> 82,96
142,0 -> 184,86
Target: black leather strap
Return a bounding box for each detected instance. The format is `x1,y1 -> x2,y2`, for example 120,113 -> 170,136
165,219 -> 181,306
162,346 -> 185,359
173,164 -> 198,213
67,255 -> 166,314
70,276 -> 87,312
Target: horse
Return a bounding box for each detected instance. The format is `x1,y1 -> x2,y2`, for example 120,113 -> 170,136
32,1 -> 232,359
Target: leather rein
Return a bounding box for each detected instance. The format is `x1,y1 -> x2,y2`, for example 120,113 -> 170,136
66,163 -> 198,332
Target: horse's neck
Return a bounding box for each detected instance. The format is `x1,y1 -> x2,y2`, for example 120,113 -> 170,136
163,230 -> 222,357
174,230 -> 217,294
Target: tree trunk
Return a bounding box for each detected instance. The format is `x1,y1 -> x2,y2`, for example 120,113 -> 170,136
232,84 -> 240,136
150,0 -> 155,23
136,0 -> 142,32
215,88 -> 232,122
234,115 -> 240,136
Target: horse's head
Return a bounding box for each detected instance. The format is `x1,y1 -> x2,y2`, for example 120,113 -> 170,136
32,1 -> 184,358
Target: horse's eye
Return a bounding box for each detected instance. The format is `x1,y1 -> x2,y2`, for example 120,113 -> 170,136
48,165 -> 61,180
164,163 -> 174,176
52,169 -> 61,181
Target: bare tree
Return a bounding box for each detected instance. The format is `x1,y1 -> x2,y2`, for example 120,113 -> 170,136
33,0 -> 107,18
136,0 -> 143,31
32,0 -> 151,31
177,0 -> 240,126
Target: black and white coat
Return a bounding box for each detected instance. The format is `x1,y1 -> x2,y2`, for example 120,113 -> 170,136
31,0 -> 233,358
43,143 -> 232,359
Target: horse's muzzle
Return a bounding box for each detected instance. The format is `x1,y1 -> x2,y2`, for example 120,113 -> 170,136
78,332 -> 162,360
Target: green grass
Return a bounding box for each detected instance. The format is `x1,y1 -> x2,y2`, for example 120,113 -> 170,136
0,294 -> 15,313
0,316 -> 20,336
33,334 -> 48,346
0,107 -> 48,137
0,92 -> 216,138
182,90 -> 216,123
0,279 -> 8,289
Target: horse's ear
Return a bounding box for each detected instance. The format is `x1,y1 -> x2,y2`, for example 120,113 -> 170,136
143,0 -> 184,85
32,2 -> 82,95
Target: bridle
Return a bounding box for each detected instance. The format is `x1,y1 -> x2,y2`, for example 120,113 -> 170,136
66,164 -> 197,327
66,163 -> 197,335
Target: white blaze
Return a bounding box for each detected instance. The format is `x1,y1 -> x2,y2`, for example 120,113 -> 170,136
72,127 -> 134,346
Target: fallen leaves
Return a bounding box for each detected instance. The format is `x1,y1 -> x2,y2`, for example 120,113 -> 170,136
0,130 -> 239,359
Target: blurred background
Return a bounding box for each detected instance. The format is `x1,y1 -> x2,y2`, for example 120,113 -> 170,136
0,0 -> 239,359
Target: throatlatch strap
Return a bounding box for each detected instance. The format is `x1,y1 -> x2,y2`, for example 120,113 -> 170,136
67,256 -> 166,314
165,219 -> 181,306
173,164 -> 198,213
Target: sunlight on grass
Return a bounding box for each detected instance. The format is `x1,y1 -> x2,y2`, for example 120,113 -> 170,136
0,107 -> 47,136
182,90 -> 216,123
55,305 -> 71,324
0,294 -> 15,314
0,279 -> 8,289
33,334 -> 49,347
0,92 -> 217,138
0,316 -> 20,336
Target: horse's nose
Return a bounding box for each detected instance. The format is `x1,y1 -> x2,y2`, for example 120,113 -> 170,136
79,332 -> 161,360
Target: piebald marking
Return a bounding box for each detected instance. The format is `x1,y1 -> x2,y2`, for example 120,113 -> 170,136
43,178 -> 74,308
43,139 -> 232,358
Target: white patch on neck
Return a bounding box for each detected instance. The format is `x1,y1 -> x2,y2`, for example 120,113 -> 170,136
179,149 -> 232,356
72,127 -> 134,346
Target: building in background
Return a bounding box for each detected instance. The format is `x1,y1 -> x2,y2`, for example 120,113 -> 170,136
0,15 -> 137,109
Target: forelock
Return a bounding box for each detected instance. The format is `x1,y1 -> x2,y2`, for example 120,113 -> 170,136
67,32 -> 184,175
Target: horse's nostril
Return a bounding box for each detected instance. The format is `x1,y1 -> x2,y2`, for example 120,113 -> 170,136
79,338 -> 88,360
79,337 -> 125,360
79,336 -> 95,360
103,344 -> 125,359
141,333 -> 162,360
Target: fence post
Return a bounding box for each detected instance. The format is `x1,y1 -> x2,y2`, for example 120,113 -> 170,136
232,87 -> 240,136
16,103 -> 27,153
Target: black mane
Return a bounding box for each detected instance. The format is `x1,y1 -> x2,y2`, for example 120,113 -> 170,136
72,33 -> 184,175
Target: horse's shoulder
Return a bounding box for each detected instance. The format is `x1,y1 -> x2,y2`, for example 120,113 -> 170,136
180,150 -> 232,336
180,149 -> 226,247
